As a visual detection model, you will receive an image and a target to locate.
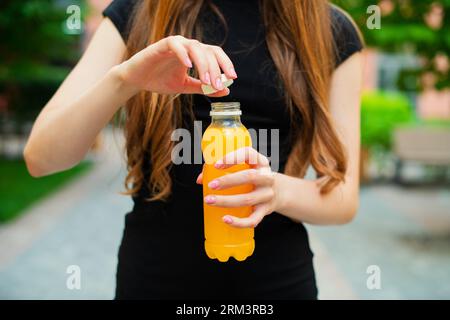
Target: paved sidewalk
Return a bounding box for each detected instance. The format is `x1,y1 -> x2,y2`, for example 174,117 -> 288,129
308,185 -> 450,299
0,129 -> 449,299
0,130 -> 133,299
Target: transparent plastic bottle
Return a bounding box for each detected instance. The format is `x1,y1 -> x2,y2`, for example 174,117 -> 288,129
201,102 -> 255,262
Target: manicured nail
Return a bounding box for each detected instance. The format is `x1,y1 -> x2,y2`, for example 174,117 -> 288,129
208,180 -> 219,189
185,58 -> 192,68
215,77 -> 223,90
229,68 -> 237,78
215,160 -> 223,169
223,216 -> 233,224
204,72 -> 211,85
205,195 -> 216,204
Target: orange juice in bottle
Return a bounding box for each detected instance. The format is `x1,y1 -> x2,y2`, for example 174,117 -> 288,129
201,102 -> 255,262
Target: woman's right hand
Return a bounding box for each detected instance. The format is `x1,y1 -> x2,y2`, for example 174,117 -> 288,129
117,35 -> 237,97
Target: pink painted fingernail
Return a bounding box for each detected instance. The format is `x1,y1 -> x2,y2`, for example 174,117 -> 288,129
229,68 -> 237,78
223,216 -> 233,224
204,72 -> 211,85
208,180 -> 219,189
215,77 -> 223,89
185,58 -> 192,68
205,195 -> 216,204
215,160 -> 223,168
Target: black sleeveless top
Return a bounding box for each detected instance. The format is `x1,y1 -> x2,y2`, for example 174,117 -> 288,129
103,0 -> 363,300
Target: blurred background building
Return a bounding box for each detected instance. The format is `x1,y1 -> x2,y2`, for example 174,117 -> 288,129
0,0 -> 449,299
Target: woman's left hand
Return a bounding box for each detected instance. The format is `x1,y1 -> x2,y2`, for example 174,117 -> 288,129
196,147 -> 280,228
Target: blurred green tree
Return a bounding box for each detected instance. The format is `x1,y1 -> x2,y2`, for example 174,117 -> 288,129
0,0 -> 85,124
333,0 -> 449,91
361,90 -> 413,150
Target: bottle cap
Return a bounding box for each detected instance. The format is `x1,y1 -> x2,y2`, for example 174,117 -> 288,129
201,74 -> 234,95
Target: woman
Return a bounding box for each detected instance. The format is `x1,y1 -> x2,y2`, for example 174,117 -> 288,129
24,0 -> 363,299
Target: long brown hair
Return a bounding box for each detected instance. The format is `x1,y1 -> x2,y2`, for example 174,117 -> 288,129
124,0 -> 353,201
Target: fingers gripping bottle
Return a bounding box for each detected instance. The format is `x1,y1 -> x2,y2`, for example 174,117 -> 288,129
201,102 -> 255,262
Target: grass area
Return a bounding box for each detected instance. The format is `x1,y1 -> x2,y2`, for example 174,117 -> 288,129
0,159 -> 92,223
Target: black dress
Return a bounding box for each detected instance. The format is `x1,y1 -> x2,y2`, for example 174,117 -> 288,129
103,0 -> 363,300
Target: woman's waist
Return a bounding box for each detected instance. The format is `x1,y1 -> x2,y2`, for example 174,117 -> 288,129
128,196 -> 306,242
121,207 -> 313,263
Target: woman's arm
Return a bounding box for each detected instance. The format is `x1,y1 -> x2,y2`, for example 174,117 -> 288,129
24,19 -> 130,176
197,52 -> 363,227
24,19 -> 236,177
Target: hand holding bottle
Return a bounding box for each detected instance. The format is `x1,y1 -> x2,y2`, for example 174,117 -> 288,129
198,147 -> 279,229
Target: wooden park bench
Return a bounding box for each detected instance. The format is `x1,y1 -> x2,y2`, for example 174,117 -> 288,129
393,126 -> 450,184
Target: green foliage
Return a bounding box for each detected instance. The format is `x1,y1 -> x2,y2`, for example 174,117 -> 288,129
361,90 -> 413,150
0,0 -> 85,83
0,159 -> 92,222
333,0 -> 449,90
0,0 -> 85,123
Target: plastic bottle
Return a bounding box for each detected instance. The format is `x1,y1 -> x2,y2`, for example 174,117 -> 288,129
201,102 -> 255,262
